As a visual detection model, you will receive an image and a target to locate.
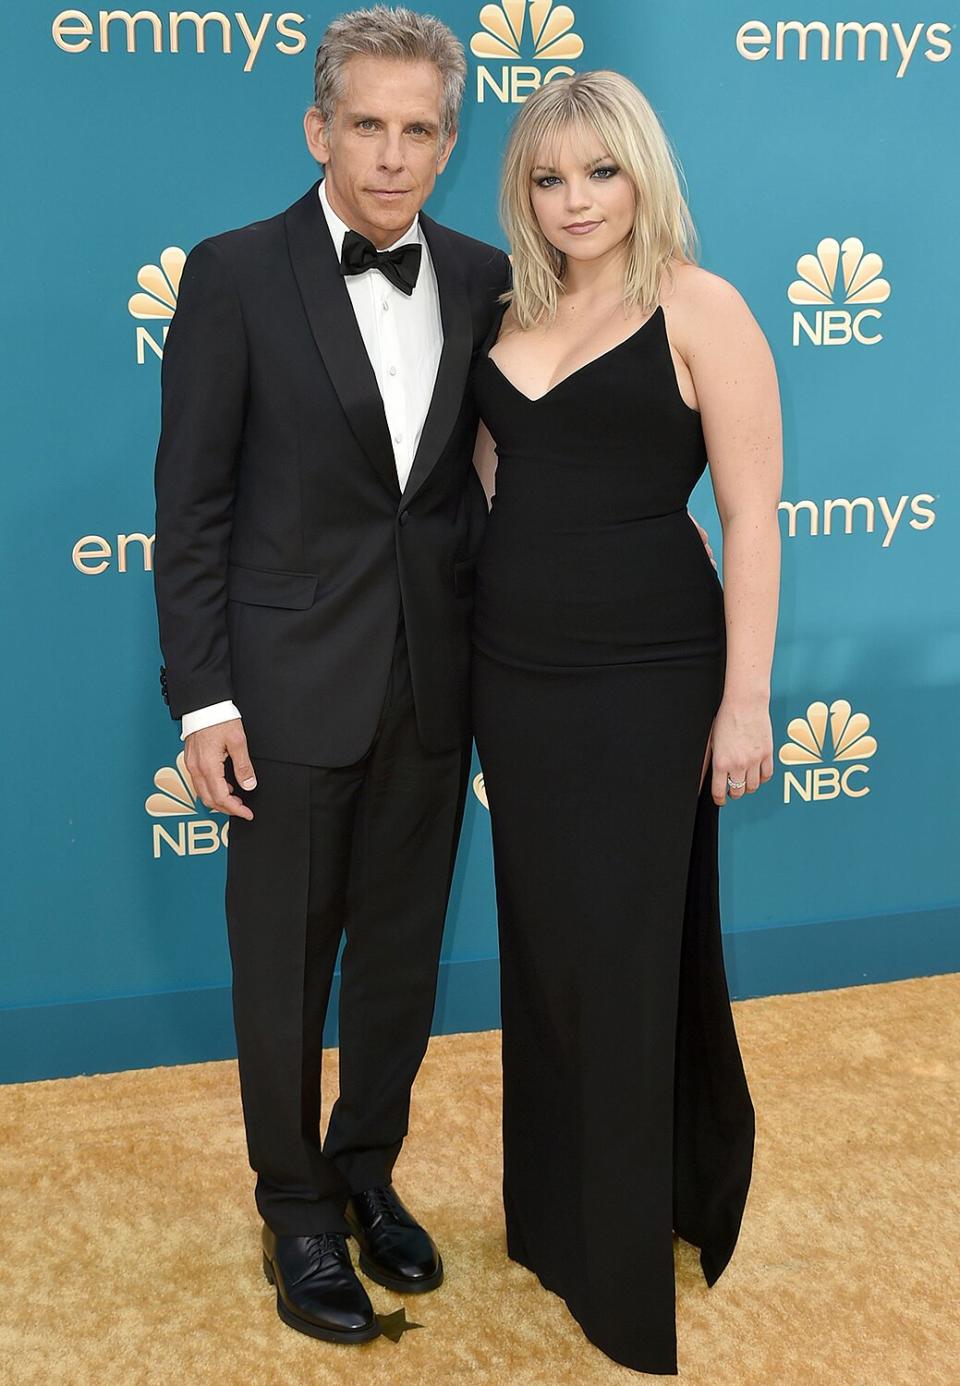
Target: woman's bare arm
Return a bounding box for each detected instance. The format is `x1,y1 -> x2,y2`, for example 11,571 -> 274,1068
671,267 -> 783,804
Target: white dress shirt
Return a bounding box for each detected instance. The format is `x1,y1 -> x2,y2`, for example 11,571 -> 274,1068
179,179 -> 444,740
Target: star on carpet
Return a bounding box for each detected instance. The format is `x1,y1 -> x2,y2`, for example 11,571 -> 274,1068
377,1306 -> 424,1342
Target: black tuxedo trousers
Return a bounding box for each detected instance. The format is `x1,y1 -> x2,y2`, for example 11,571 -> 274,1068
225,616 -> 471,1234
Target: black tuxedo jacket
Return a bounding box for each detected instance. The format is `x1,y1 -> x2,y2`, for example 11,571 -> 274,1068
153,180 -> 511,766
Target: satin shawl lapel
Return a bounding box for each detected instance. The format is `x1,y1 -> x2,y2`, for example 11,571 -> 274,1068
401,213 -> 472,502
284,181 -> 399,498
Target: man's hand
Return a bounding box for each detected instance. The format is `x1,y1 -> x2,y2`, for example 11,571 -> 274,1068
688,508 -> 718,571
184,720 -> 257,820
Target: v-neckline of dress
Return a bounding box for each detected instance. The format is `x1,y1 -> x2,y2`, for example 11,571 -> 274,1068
485,305 -> 664,404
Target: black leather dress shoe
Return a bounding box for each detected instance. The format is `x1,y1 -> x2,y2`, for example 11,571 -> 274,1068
346,1184 -> 444,1294
261,1225 -> 380,1343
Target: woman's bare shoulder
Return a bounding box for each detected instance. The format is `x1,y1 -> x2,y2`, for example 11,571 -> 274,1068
659,260 -> 777,406
660,261 -> 755,329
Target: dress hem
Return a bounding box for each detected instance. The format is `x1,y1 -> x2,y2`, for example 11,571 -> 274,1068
505,1244 -> 680,1377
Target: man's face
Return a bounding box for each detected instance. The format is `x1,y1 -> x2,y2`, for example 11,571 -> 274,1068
304,55 -> 457,248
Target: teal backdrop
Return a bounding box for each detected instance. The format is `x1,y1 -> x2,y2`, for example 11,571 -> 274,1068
1,2 -> 957,1081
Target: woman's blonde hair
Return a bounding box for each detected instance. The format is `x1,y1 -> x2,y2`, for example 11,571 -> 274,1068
500,70 -> 699,328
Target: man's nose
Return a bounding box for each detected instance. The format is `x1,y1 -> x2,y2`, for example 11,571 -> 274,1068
377,131 -> 405,172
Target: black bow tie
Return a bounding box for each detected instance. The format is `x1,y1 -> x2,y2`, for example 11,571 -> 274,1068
340,229 -> 422,296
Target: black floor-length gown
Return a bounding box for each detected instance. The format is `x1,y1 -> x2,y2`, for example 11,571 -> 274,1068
470,304 -> 756,1376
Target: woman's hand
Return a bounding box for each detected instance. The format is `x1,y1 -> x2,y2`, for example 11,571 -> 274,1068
709,695 -> 775,806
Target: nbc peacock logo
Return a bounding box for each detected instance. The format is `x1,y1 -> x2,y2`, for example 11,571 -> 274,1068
471,0 -> 583,103
788,237 -> 890,347
778,699 -> 877,803
129,246 -> 185,365
145,751 -> 229,857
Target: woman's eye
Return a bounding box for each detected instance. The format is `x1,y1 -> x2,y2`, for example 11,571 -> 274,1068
591,165 -> 619,180
535,175 -> 561,188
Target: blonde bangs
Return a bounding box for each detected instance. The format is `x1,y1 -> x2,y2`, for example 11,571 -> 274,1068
498,71 -> 699,330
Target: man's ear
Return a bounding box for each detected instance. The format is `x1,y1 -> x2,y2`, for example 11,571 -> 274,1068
436,125 -> 458,175
303,106 -> 332,165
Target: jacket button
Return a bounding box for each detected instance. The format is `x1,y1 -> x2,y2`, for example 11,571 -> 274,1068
399,510 -> 410,526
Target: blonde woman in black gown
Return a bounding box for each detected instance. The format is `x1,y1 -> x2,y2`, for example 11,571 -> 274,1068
470,72 -> 782,1375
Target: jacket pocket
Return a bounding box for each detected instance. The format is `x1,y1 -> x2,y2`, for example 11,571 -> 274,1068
226,562 -> 319,609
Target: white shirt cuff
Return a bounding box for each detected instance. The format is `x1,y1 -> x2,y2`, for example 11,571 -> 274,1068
180,701 -> 242,740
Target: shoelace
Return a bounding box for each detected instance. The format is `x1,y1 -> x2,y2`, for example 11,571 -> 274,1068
359,1185 -> 406,1225
306,1231 -> 350,1267
284,1232 -> 350,1292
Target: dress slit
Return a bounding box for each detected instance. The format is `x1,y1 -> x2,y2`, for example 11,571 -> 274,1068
672,768 -> 755,1286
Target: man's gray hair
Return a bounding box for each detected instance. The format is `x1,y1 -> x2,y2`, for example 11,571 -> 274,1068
313,6 -> 466,147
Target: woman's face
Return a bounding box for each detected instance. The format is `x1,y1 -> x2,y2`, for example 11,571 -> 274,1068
528,124 -> 636,267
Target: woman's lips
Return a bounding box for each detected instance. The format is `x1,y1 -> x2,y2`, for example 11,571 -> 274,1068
563,220 -> 602,235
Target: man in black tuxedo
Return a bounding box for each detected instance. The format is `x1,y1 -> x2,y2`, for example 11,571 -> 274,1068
154,6 -> 510,1345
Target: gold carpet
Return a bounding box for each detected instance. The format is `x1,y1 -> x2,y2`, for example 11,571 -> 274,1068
1,973 -> 957,1384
